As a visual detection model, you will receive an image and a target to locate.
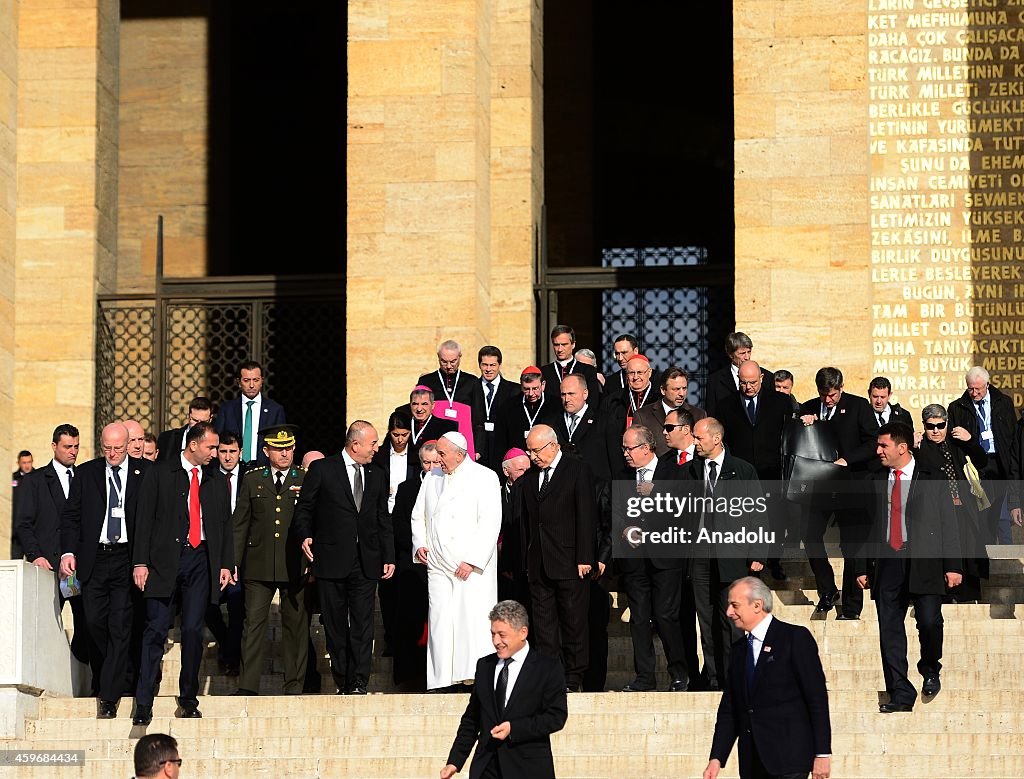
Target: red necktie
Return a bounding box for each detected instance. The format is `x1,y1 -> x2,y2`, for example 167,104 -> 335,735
678,450 -> 689,465
889,469 -> 903,551
189,466 -> 202,548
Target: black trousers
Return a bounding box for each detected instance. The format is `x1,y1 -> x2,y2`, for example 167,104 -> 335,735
582,579 -> 610,692
319,569 -> 377,691
135,545 -> 210,708
690,556 -> 741,686
678,568 -> 701,688
621,561 -> 688,687
875,555 -> 943,706
802,506 -> 866,617
205,578 -> 244,665
529,568 -> 589,689
81,544 -> 133,702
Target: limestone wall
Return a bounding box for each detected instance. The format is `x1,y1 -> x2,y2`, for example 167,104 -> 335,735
346,0 -> 539,427
733,1 -> 871,403
0,0 -> 17,547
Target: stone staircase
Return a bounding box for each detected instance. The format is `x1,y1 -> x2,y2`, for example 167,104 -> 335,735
3,553 -> 1023,778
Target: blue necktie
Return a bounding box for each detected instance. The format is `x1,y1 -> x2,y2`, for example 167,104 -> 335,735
977,400 -> 994,453
746,397 -> 756,424
107,466 -> 122,542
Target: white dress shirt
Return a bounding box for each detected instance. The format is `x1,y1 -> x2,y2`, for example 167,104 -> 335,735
55,462 -> 74,500
99,460 -> 129,545
492,641 -> 531,709
388,448 -> 408,512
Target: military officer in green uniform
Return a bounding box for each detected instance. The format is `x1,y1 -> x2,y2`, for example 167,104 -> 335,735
233,424 -> 309,695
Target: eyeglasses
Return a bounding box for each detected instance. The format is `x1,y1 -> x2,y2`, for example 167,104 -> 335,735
526,441 -> 554,456
159,758 -> 183,767
621,443 -> 648,454
738,380 -> 761,387
100,444 -> 127,453
663,424 -> 684,432
924,421 -> 947,430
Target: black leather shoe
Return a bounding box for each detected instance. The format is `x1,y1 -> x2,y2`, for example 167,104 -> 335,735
879,702 -> 913,713
97,700 -> 117,719
621,680 -> 654,692
922,676 -> 941,696
178,706 -> 202,719
668,679 -> 689,692
232,688 -> 258,696
814,590 -> 840,613
347,685 -> 368,695
835,614 -> 860,621
132,705 -> 153,726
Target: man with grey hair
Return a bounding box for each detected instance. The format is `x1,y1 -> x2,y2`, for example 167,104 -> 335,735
950,366 -> 1016,544
704,577 -> 831,779
705,332 -> 773,417
417,339 -> 479,410
950,362 -> 1015,540
412,431 -> 502,690
573,348 -> 606,386
521,423 -> 596,692
442,599 -> 568,779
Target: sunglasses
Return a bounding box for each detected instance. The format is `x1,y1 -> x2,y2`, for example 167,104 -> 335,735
663,424 -> 684,432
924,421 -> 947,431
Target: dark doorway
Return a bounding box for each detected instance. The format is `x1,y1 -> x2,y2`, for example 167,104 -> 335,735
541,4 -> 734,401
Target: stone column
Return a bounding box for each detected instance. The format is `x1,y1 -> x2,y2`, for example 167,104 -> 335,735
346,0 -> 540,425
14,0 -> 120,461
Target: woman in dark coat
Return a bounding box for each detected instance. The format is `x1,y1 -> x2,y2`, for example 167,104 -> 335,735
914,403 -> 989,601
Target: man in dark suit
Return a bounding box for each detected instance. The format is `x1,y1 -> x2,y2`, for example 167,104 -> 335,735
131,421 -> 234,724
156,396 -> 213,463
471,345 -> 521,471
717,361 -> 792,580
682,417 -> 767,690
442,600 -> 568,779
798,367 -> 879,619
234,425 -> 309,695
494,368 -> 559,460
521,424 -> 595,692
17,424 -> 87,663
608,332 -> 640,392
551,374 -> 619,484
497,448 -> 531,607
206,430 -> 245,674
541,325 -> 602,409
214,360 -> 287,467
948,365 -> 1016,544
633,366 -> 707,456
60,423 -> 150,718
704,577 -> 831,779
855,423 -> 963,713
292,420 -> 395,695
705,332 -> 773,417
616,424 -> 690,692
10,449 -> 33,558
403,387 -> 459,464
867,377 -> 914,430
417,339 -> 479,411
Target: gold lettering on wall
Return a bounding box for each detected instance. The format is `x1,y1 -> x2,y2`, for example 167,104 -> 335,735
869,2 -> 1024,414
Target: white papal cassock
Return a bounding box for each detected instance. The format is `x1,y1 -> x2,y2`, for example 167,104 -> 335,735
411,457 -> 502,689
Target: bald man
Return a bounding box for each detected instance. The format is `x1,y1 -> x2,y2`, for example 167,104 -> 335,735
123,420 -> 146,460
60,423 -> 150,717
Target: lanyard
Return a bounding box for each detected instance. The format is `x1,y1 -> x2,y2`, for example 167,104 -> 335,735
629,384 -> 653,414
412,416 -> 431,446
523,394 -> 546,428
438,369 -> 462,410
108,470 -> 125,508
482,377 -> 499,420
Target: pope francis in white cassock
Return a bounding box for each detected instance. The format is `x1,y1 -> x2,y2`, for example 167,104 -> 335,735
411,431 -> 502,690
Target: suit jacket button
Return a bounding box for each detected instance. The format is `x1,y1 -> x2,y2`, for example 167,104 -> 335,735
275,507 -> 281,513
747,709 -> 754,714
274,533 -> 280,538
275,519 -> 281,525
276,495 -> 281,501
175,538 -> 180,543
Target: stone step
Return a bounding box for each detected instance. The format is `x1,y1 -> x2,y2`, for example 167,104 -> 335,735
8,751 -> 1023,779
8,731 -> 1024,760
37,689 -> 1024,719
